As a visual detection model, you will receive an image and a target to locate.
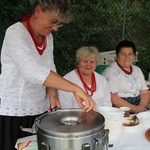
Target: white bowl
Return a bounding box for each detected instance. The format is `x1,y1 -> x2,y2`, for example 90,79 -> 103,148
97,106 -> 124,120
97,106 -> 124,137
98,106 -> 124,113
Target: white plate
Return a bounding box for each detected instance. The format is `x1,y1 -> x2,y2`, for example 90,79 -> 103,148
137,111 -> 150,122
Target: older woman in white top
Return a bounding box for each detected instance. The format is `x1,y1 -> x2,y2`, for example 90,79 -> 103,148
102,40 -> 150,113
58,46 -> 112,108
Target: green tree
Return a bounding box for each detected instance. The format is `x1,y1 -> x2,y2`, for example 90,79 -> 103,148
1,0 -> 149,77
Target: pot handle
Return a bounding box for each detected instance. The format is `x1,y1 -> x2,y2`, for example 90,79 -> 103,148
20,109 -> 59,134
105,129 -> 113,148
20,126 -> 33,133
105,129 -> 109,146
82,143 -> 90,150
20,117 -> 40,134
94,129 -> 109,150
41,141 -> 50,150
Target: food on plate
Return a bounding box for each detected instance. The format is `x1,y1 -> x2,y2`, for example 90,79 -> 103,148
123,116 -> 139,126
145,128 -> 150,142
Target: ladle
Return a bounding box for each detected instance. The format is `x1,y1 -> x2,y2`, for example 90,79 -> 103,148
130,115 -> 139,126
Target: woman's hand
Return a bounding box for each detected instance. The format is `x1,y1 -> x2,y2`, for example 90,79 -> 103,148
44,72 -> 96,112
47,93 -> 61,112
73,87 -> 96,112
46,88 -> 61,112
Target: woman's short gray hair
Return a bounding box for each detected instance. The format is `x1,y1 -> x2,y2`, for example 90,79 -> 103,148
32,0 -> 72,23
76,46 -> 100,66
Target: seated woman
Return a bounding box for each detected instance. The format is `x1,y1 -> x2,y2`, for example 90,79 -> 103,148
102,40 -> 150,113
58,46 -> 112,108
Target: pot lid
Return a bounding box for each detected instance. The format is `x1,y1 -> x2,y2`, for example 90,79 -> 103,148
35,108 -> 105,137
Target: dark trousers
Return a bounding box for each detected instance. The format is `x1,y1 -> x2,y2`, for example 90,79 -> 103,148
0,113 -> 44,150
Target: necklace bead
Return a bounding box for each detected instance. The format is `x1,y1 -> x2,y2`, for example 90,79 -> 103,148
24,16 -> 46,55
117,61 -> 133,75
77,68 -> 96,96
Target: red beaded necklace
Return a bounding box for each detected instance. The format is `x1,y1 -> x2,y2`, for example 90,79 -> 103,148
77,68 -> 96,96
117,61 -> 132,75
24,16 -> 46,55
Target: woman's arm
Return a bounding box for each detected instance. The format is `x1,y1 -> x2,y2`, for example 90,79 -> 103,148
43,71 -> 96,112
111,93 -> 147,113
139,90 -> 150,108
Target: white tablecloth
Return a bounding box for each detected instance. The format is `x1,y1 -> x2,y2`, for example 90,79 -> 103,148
15,111 -> 150,150
109,111 -> 150,150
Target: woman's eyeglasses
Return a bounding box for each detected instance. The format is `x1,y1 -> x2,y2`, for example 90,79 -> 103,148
50,19 -> 63,28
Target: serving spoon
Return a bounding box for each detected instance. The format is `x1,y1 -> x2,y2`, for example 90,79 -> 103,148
130,115 -> 139,126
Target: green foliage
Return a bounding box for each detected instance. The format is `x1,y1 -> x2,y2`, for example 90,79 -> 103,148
1,0 -> 149,78
53,0 -> 124,75
53,0 -> 149,77
136,45 -> 150,79
1,0 -> 32,38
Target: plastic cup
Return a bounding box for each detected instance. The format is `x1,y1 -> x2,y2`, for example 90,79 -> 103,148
120,107 -> 131,117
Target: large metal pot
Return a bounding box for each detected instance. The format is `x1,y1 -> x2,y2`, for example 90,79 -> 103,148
22,108 -> 109,150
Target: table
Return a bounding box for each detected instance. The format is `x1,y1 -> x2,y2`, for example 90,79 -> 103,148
109,119 -> 150,150
15,111 -> 150,150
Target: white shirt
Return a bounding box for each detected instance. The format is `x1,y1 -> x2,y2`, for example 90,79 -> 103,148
0,22 -> 56,116
58,70 -> 112,108
102,62 -> 148,97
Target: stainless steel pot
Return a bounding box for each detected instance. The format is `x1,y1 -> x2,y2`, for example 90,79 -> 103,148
22,108 -> 109,150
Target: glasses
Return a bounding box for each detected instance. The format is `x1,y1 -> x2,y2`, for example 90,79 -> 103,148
50,19 -> 63,28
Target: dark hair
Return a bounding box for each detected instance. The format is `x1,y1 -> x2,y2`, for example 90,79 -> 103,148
116,40 -> 136,56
